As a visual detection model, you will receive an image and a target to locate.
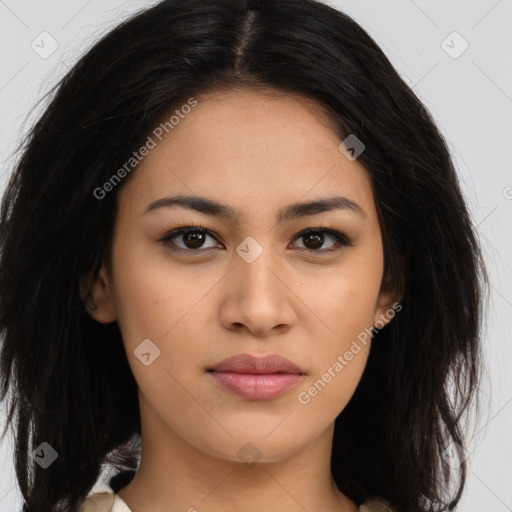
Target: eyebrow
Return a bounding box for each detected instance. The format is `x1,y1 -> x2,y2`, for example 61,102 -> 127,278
143,194 -> 367,222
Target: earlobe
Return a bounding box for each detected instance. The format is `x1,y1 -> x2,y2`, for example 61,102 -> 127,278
79,262 -> 117,324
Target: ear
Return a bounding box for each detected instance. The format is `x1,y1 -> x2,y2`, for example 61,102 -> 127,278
373,266 -> 402,330
79,261 -> 117,324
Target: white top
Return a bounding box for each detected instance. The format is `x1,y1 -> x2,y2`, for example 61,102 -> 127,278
79,491 -> 394,512
112,494 -> 132,512
78,492 -> 131,512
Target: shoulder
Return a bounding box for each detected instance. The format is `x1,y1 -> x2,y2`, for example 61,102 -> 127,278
358,497 -> 395,512
78,492 -> 117,512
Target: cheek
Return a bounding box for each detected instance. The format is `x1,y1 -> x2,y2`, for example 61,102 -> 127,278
303,248 -> 383,343
294,270 -> 379,418
110,240 -> 218,376
296,345 -> 370,423
110,236 -> 195,337
112,262 -> 170,341
294,249 -> 383,409
109,248 -> 212,426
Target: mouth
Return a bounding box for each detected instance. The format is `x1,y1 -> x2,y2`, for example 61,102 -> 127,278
206,353 -> 305,400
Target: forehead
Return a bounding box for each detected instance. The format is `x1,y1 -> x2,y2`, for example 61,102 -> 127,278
118,87 -> 376,224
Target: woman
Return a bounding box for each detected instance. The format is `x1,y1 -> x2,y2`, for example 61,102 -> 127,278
0,1 -> 487,511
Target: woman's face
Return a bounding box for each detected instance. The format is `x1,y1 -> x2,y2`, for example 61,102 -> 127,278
87,87 -> 397,463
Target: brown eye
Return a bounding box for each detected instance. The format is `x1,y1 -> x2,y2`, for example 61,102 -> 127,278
160,227 -> 220,251
292,228 -> 352,252
302,231 -> 325,250
159,226 -> 352,255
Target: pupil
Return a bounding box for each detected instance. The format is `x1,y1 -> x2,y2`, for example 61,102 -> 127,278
184,231 -> 205,249
305,232 -> 323,249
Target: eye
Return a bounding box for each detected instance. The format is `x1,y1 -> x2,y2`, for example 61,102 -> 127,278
159,225 -> 220,252
159,225 -> 352,254
291,228 -> 352,252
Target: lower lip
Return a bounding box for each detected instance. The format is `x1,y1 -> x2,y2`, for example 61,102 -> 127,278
209,371 -> 303,400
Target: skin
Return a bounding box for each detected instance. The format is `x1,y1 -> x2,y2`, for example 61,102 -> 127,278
84,87 -> 399,512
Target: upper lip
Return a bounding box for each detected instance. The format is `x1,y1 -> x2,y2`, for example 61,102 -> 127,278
208,353 -> 305,375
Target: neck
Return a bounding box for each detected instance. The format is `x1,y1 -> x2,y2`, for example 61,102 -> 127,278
117,395 -> 358,512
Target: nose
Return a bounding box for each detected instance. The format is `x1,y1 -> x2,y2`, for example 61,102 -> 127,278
218,245 -> 297,338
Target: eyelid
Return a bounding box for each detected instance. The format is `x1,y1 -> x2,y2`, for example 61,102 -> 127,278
158,224 -> 353,253
158,225 -> 221,252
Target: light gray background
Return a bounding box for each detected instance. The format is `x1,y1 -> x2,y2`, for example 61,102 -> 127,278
0,1 -> 511,511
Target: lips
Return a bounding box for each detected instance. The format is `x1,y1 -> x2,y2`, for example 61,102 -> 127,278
207,353 -> 305,400
208,353 -> 305,374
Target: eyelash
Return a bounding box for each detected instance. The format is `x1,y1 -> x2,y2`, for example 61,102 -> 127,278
158,224 -> 353,254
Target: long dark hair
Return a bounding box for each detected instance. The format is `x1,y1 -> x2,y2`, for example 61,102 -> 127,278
0,1 -> 487,511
